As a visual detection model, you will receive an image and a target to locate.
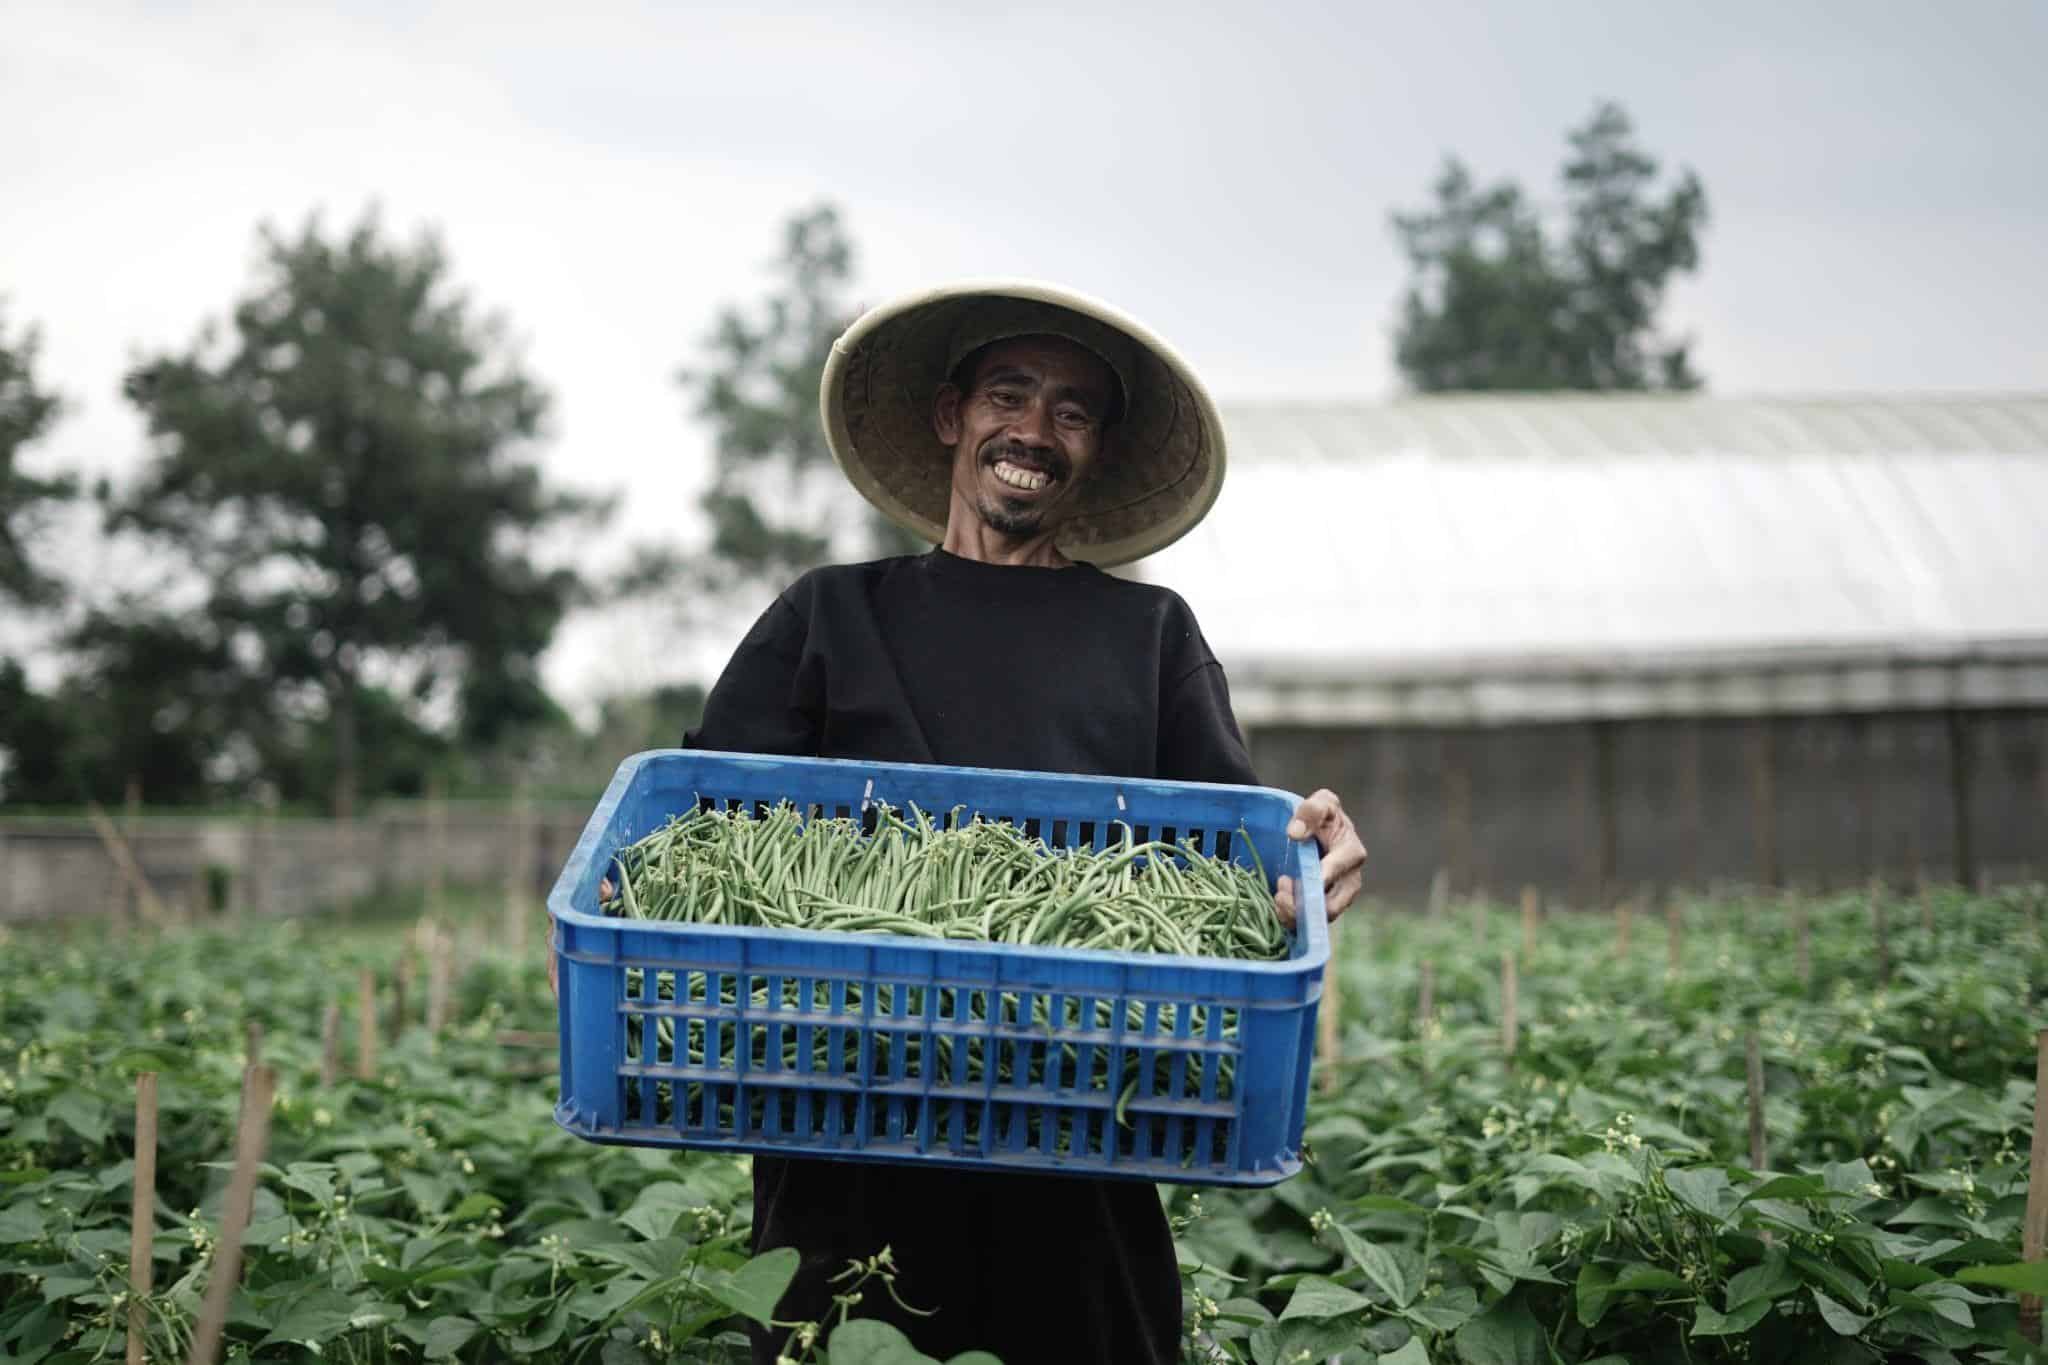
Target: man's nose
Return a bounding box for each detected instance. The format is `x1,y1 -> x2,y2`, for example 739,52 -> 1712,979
1008,397 -> 1056,447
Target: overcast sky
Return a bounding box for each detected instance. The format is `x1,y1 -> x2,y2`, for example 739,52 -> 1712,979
5,0 -> 2044,703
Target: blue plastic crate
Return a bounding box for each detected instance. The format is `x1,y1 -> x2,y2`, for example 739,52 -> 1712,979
547,750 -> 1328,1186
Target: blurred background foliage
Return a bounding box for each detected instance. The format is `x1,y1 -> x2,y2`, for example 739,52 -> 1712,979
0,101 -> 1698,815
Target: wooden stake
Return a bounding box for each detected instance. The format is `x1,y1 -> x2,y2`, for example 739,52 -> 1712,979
1615,898 -> 1633,958
128,1072 -> 158,1365
1520,885 -> 1539,962
507,777 -> 534,954
318,1002 -> 341,1088
1666,901 -> 1683,974
427,929 -> 453,1036
85,800 -> 167,923
185,1065 -> 274,1365
1746,1030 -> 1767,1171
1794,900 -> 1811,986
356,969 -> 377,1082
1872,893 -> 1892,985
1500,951 -> 1518,1059
244,1020 -> 263,1070
427,773 -> 448,918
1470,896 -> 1485,946
1317,958 -> 1342,1095
1426,867 -> 1449,919
1416,961 -> 1435,1032
1920,886 -> 1934,936
2021,1029 -> 2048,1343
391,951 -> 412,1044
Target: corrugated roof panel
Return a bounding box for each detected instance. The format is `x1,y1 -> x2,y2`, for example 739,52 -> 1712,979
1142,395 -> 2048,722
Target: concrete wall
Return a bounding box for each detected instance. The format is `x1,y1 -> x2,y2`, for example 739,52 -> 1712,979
1247,707 -> 2047,906
5,708 -> 2041,920
0,805 -> 591,923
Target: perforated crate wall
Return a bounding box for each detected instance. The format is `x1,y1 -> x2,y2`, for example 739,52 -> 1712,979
549,750 -> 1328,1186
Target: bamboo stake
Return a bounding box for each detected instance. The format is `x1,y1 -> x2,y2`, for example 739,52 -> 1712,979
427,928 -> 453,1036
1470,896 -> 1485,946
507,778 -> 534,955
356,969 -> 376,1082
1666,901 -> 1683,974
2021,1029 -> 2048,1343
1500,951 -> 1518,1060
1872,893 -> 1892,985
1614,898 -> 1633,958
1520,885 -> 1539,962
1746,1030 -> 1767,1171
185,1065 -> 275,1365
1416,961 -> 1435,1032
427,774 -> 448,918
1317,957 -> 1342,1095
127,1072 -> 158,1365
1426,867 -> 1449,919
318,1002 -> 341,1088
85,800 -> 167,923
1794,900 -> 1811,986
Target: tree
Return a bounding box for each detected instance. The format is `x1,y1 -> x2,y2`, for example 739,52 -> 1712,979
0,307 -> 75,609
111,209 -> 603,818
673,203 -> 921,595
1392,101 -> 1708,392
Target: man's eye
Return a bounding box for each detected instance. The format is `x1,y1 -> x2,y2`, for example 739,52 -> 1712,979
987,389 -> 1022,406
1055,409 -> 1093,429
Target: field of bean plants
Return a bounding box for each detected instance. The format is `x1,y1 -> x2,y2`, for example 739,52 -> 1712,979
4,883 -> 2046,1363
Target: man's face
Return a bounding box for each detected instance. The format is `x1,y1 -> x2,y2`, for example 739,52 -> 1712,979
933,335 -> 1117,541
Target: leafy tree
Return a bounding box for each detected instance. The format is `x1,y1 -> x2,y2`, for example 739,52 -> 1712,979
0,308 -> 75,609
111,210 -> 603,818
1393,101 -> 1708,392
672,203 -> 921,595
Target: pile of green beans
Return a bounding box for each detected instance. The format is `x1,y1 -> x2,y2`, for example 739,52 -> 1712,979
607,803 -> 1288,1143
607,801 -> 1288,961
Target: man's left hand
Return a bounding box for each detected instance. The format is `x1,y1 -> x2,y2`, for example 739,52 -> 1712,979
1274,788 -> 1366,928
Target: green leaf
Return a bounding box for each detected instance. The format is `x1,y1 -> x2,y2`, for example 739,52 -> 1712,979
1954,1259 -> 2048,1295
1811,1289 -> 1871,1335
1280,1276 -> 1374,1321
1331,1224 -> 1412,1306
1689,1297 -> 1771,1336
1380,1339 -> 1432,1365
0,1204 -> 46,1245
1663,1167 -> 1732,1222
421,1315 -> 479,1360
1792,1250 -> 1871,1310
258,1289 -> 364,1348
445,1191 -> 502,1224
827,1318 -> 942,1364
1725,1248 -> 1797,1309
586,1238 -> 690,1285
702,1246 -> 799,1327
43,1093 -> 109,1147
944,1356 -> 1004,1365
1403,1286 -> 1479,1334
1452,1299 -> 1546,1365
618,1180 -> 696,1242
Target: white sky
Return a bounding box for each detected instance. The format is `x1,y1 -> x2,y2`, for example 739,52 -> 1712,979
4,0 -> 2044,707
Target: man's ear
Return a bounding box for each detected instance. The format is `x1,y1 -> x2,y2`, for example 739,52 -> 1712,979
933,383 -> 963,445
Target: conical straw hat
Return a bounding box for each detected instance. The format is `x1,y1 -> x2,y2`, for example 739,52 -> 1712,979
820,280 -> 1226,566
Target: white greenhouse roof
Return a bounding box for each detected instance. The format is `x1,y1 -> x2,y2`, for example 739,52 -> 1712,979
1141,394 -> 2048,726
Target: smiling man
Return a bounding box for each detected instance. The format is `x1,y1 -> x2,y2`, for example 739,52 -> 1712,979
675,281 -> 1366,1363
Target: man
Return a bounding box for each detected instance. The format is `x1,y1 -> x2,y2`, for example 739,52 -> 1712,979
676,282 -> 1364,1362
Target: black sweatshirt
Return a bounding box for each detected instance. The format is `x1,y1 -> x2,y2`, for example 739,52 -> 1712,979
682,548 -> 1259,1365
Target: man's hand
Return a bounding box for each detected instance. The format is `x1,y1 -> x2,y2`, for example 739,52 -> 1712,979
1274,788 -> 1366,928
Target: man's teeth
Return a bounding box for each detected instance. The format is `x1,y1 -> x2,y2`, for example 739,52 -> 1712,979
993,461 -> 1050,491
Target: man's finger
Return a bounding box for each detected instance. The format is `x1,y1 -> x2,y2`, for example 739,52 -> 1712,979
1273,874 -> 1297,929
1286,788 -> 1344,843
